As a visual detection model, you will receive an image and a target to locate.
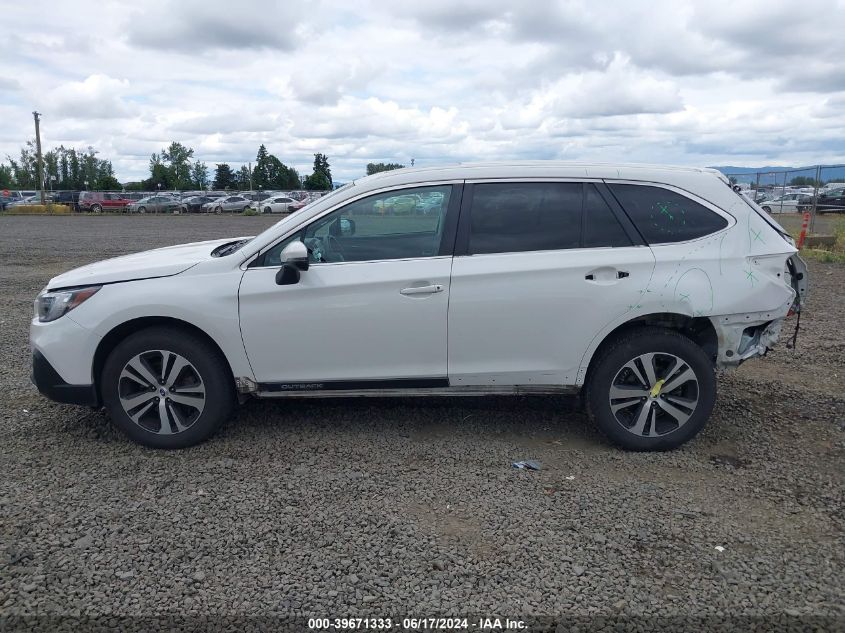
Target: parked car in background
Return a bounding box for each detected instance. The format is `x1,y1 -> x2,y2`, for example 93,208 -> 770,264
416,191 -> 446,214
760,193 -> 812,214
203,195 -> 251,213
6,195 -> 41,208
816,191 -> 845,214
244,192 -> 275,202
127,195 -> 181,214
30,162 -> 807,451
78,192 -> 131,212
820,183 -> 845,194
373,193 -> 420,215
251,195 -> 305,214
0,194 -> 19,210
180,195 -> 217,213
53,191 -> 81,211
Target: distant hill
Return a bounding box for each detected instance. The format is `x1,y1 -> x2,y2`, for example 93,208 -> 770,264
711,165 -> 845,184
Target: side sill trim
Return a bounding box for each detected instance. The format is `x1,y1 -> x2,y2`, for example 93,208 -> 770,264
257,377 -> 449,392
255,384 -> 580,399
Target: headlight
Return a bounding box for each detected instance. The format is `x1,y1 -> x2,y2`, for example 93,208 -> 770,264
35,286 -> 101,323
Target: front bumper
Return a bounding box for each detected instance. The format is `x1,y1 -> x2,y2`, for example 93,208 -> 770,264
31,350 -> 98,407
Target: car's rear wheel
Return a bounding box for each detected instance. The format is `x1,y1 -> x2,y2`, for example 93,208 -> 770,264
101,327 -> 235,449
91,204 -> 102,213
762,205 -> 771,213
585,327 -> 716,451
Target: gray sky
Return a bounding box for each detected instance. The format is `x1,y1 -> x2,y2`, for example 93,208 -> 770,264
0,0 -> 843,182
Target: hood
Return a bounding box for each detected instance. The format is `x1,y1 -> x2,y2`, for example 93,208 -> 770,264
47,237 -> 252,289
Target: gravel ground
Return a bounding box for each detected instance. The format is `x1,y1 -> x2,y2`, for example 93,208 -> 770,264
1,216 -> 843,631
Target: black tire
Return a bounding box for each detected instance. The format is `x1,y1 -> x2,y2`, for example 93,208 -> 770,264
91,204 -> 102,213
264,206 -> 272,214
138,206 -> 146,214
762,206 -> 771,213
101,327 -> 235,449
585,327 -> 716,451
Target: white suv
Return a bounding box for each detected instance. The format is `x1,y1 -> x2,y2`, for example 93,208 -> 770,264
31,163 -> 807,451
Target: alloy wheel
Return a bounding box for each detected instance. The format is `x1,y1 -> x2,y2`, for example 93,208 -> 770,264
117,350 -> 206,435
608,352 -> 699,437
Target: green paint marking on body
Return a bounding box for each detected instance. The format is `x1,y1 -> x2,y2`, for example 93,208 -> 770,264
745,268 -> 757,285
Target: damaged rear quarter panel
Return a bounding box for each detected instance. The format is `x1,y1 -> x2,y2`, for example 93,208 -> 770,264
646,196 -> 797,366
577,183 -> 799,381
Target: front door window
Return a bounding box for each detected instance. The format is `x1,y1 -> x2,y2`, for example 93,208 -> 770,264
262,185 -> 452,266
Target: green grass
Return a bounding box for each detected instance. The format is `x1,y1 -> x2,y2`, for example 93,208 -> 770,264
798,217 -> 845,263
799,249 -> 845,263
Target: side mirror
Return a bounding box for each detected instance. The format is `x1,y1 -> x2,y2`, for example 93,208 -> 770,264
279,240 -> 309,271
276,264 -> 300,285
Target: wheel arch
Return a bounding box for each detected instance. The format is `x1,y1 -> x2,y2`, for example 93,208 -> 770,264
92,316 -> 235,403
580,312 -> 718,389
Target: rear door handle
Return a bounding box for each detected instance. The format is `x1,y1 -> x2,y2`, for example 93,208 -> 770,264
585,267 -> 629,284
400,284 -> 443,296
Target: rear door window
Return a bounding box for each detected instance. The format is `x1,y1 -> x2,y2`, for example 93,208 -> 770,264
582,184 -> 632,248
465,182 -> 634,254
468,183 -> 582,254
608,184 -> 728,243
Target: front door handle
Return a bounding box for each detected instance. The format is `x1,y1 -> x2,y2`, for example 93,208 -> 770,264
400,284 -> 443,296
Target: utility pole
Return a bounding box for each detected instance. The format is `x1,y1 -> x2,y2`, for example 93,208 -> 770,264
33,111 -> 45,204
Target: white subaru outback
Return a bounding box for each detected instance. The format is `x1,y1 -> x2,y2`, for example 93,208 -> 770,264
31,163 -> 807,451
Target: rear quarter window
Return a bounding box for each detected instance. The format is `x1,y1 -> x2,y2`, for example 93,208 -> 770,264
609,184 -> 728,243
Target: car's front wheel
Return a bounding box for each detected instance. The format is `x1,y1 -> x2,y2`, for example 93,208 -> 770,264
264,206 -> 272,214
91,204 -> 102,213
101,327 -> 235,449
585,327 -> 716,451
762,205 -> 771,213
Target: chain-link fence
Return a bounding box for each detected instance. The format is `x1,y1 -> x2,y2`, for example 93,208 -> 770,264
724,163 -> 845,234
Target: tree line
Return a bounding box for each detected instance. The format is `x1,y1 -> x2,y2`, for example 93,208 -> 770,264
1,140 -> 409,192
0,142 -> 336,192
0,142 -> 120,191
132,143 -> 334,192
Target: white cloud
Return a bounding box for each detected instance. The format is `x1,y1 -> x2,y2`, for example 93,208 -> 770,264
126,0 -> 307,52
46,74 -> 135,120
